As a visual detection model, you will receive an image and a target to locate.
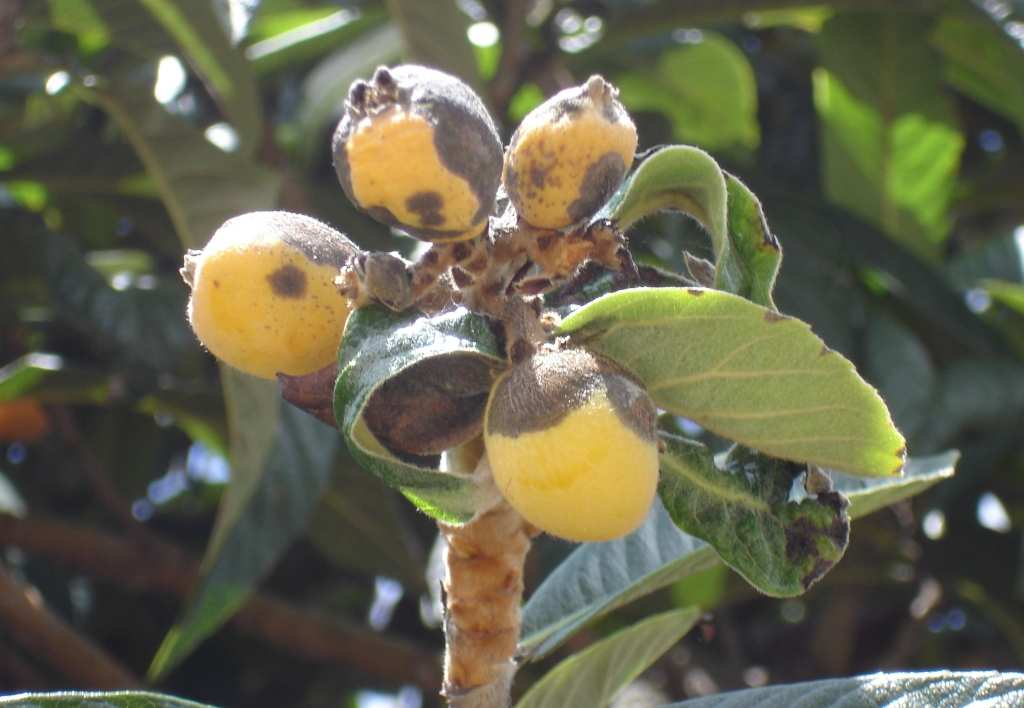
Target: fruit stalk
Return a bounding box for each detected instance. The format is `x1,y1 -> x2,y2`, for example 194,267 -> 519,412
440,500 -> 533,707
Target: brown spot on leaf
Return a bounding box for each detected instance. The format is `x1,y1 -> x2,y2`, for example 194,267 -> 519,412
820,344 -> 834,357
687,287 -> 705,296
801,559 -> 836,591
763,310 -> 786,323
267,264 -> 307,298
784,517 -> 817,563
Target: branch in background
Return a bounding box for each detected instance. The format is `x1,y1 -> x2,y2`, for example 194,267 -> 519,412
0,638 -> 50,691
0,514 -> 442,691
488,0 -> 529,113
0,566 -> 142,689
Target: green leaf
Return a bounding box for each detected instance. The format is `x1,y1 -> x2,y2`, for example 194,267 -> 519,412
80,70 -> 279,249
520,453 -> 954,660
833,451 -> 957,520
723,172 -> 781,309
760,188 -> 1005,358
617,33 -> 759,153
983,279 -> 1024,316
7,221 -> 198,372
136,389 -> 228,457
335,305 -> 505,523
0,692 -> 214,708
598,147 -> 732,292
863,311 -> 936,446
519,502 -> 716,661
658,434 -> 849,597
307,449 -> 426,590
946,225 -> 1024,289
814,12 -> 964,256
598,148 -> 780,304
932,14 -> 1024,134
0,352 -> 109,404
137,0 -> 263,156
246,8 -> 387,76
916,359 -> 1024,451
515,608 -> 700,708
48,0 -> 111,54
666,670 -> 1024,707
558,288 -> 906,477
149,392 -> 338,679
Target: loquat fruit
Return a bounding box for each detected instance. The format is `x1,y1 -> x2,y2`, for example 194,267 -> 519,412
503,76 -> 637,230
484,347 -> 658,541
183,211 -> 358,379
333,65 -> 503,243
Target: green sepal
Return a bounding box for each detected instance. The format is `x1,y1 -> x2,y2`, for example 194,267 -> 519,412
335,305 -> 505,523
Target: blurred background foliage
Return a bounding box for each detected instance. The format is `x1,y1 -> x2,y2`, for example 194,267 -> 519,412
0,0 -> 1023,706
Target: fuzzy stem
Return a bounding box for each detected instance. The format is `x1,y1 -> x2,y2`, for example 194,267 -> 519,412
440,501 -> 533,707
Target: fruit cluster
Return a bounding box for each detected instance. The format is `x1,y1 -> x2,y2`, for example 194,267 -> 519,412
182,65 -> 658,542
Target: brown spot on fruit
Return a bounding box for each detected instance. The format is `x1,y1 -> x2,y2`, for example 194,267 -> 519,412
406,191 -> 445,227
267,264 -> 307,298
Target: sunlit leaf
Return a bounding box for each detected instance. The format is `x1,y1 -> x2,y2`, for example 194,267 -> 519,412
932,14 -> 1024,133
983,278 -> 1024,315
515,608 -> 699,708
599,147 -> 730,290
617,32 -> 759,153
80,70 -> 279,250
0,352 -> 109,404
137,0 -> 263,156
0,692 -> 213,708
559,288 -> 906,476
666,670 -> 1024,707
814,12 -> 964,256
723,172 -> 781,308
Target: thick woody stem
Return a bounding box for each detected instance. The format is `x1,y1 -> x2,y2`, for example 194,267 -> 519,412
440,501 -> 533,707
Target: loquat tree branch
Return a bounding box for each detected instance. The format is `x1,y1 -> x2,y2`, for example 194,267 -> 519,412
0,565 -> 142,689
0,514 -> 442,691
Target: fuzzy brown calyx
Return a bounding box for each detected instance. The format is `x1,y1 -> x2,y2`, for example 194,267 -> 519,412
485,347 -> 656,442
